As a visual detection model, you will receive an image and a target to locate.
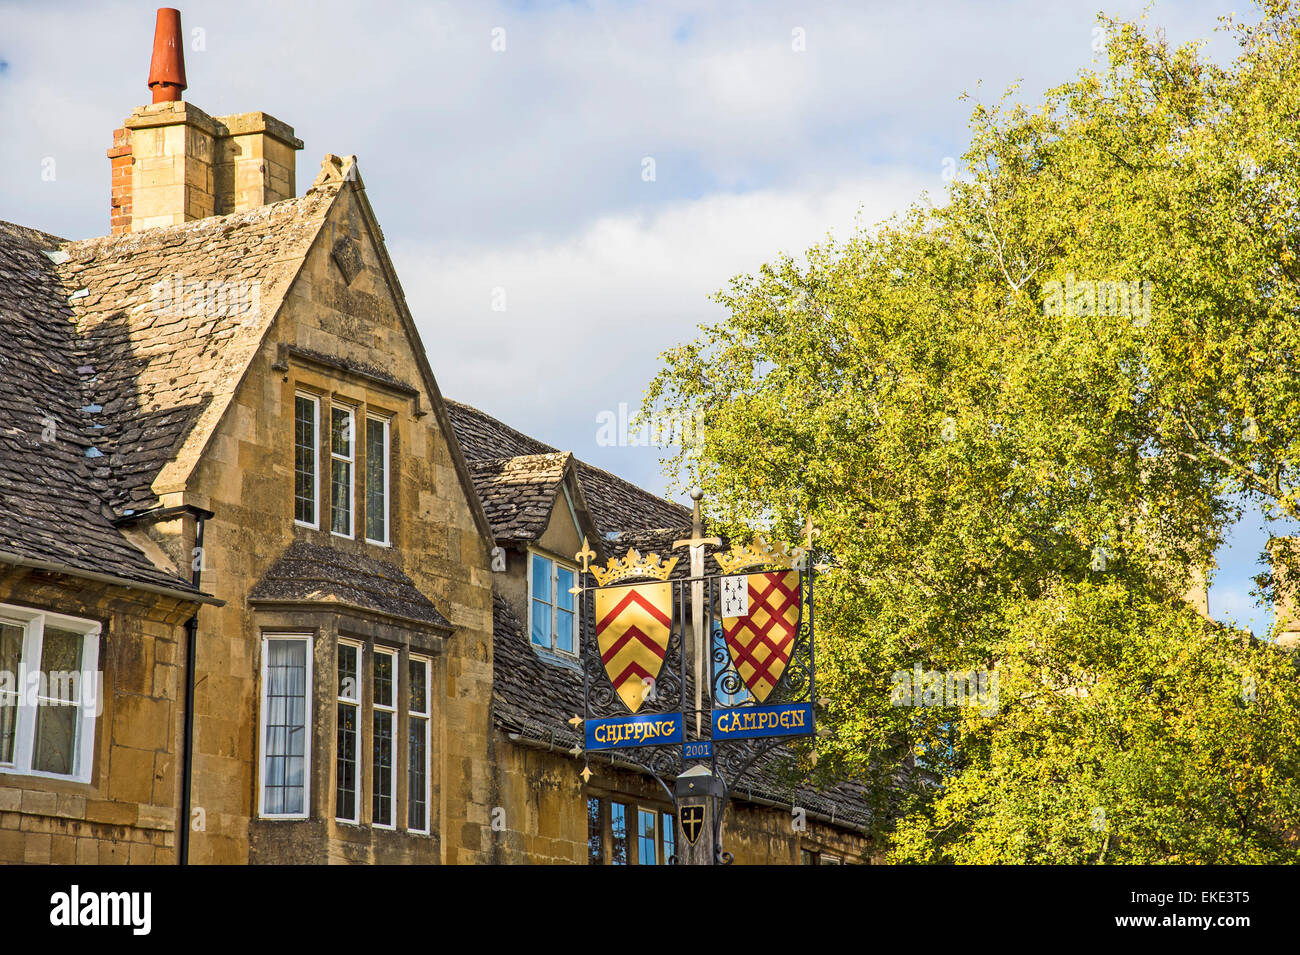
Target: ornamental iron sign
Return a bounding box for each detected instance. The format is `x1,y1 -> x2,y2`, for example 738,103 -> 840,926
571,497 -> 824,865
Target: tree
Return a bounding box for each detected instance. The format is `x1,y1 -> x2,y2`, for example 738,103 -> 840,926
645,3 -> 1300,861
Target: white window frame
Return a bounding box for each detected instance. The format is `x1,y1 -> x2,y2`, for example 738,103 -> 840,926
407,654 -> 431,834
335,639 -> 363,825
294,393 -> 320,529
330,403 -> 355,539
365,415 -> 391,547
257,633 -> 313,820
0,605 -> 100,784
527,550 -> 579,657
371,647 -> 398,830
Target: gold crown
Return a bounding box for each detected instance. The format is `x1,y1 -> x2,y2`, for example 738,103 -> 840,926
591,548 -> 680,586
715,534 -> 799,574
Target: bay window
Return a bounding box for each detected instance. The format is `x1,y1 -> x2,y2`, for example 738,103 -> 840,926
407,655 -> 430,833
259,634 -> 312,818
335,641 -> 361,823
372,648 -> 396,829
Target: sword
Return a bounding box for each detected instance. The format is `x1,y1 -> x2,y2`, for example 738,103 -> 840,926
674,489 -> 721,737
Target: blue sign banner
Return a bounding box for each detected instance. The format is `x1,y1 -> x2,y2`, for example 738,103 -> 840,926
712,703 -> 814,741
585,712 -> 684,750
682,740 -> 712,760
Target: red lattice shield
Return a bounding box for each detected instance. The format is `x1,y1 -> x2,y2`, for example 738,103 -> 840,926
720,570 -> 801,703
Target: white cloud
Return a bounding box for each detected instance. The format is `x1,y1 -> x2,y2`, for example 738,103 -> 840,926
392,169 -> 929,489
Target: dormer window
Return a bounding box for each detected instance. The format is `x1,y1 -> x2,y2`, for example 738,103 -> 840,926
529,551 -> 577,656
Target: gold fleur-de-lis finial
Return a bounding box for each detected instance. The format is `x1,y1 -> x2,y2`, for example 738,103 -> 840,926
802,516 -> 821,551
575,537 -> 596,574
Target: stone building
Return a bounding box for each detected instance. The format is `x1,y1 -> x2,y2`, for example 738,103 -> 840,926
0,10 -> 872,864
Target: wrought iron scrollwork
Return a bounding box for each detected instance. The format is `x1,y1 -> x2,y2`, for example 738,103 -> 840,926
573,556 -> 822,865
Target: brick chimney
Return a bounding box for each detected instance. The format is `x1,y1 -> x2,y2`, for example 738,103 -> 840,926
108,8 -> 304,235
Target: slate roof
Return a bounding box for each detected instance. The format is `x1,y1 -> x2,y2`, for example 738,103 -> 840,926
0,220 -> 202,595
58,186 -> 336,513
466,452 -> 572,543
445,400 -> 692,537
248,541 -> 452,629
0,161 -> 349,600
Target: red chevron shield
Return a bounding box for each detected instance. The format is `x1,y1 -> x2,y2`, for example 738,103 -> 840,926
721,571 -> 801,702
594,582 -> 673,713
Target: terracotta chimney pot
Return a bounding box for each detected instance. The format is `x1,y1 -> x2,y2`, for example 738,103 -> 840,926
147,8 -> 187,103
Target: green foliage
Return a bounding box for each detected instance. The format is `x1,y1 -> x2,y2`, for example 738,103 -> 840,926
646,3 -> 1300,861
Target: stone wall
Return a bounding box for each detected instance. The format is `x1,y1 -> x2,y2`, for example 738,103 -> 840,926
0,566 -> 195,864
156,183 -> 495,864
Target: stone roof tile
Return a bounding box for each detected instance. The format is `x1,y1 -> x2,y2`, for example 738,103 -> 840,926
445,400 -> 691,535
0,220 -> 200,593
248,540 -> 452,629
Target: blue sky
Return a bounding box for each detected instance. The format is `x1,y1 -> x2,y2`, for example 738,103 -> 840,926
0,0 -> 1283,633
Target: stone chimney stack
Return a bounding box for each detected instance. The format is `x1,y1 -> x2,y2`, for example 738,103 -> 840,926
108,8 -> 304,236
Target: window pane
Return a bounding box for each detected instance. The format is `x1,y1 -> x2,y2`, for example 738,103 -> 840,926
557,566 -> 575,610
366,419 -> 388,542
408,714 -> 427,831
263,639 -> 308,815
330,408 -> 353,536
294,396 -> 316,524
337,644 -> 358,701
611,803 -> 629,865
373,652 -> 394,708
661,812 -> 675,865
556,609 -> 574,654
409,659 -> 427,715
530,599 -> 551,648
32,627 -> 84,776
373,710 -> 394,826
331,406 -> 352,456
587,798 -> 604,865
0,622 -> 22,765
331,459 -> 351,534
637,809 -> 657,865
336,702 -> 358,821
531,554 -> 552,601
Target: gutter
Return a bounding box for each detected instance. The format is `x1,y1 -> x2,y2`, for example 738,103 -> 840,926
0,549 -> 221,606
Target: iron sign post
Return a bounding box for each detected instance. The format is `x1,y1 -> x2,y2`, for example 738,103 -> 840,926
574,495 -> 822,865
